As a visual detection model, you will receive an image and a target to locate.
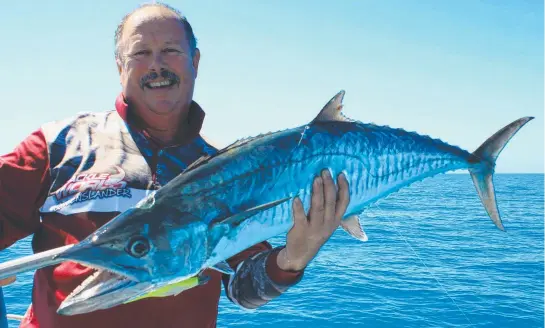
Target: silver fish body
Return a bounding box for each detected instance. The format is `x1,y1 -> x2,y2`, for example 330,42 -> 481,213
176,118 -> 476,267
0,90 -> 534,315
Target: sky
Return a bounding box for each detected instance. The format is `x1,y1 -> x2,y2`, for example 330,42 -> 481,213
0,0 -> 542,173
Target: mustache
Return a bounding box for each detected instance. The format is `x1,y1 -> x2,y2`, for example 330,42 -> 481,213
139,70 -> 181,89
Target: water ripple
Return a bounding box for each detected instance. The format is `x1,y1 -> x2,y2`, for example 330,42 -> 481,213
0,174 -> 542,327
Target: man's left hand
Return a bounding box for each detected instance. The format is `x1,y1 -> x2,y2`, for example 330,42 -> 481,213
277,169 -> 350,272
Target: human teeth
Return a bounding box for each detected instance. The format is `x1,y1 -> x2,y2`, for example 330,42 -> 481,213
149,80 -> 172,88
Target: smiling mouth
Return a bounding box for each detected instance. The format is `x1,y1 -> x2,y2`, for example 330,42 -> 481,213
145,79 -> 177,89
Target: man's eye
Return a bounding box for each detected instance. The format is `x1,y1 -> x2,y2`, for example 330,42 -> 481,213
132,50 -> 150,56
164,48 -> 180,54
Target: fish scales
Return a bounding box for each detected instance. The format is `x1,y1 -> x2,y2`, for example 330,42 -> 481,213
159,121 -> 473,244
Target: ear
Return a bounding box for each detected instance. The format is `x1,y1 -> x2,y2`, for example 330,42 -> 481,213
116,57 -> 126,86
192,48 -> 201,77
116,57 -> 123,75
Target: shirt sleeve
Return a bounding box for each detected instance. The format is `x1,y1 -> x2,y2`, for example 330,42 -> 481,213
222,242 -> 305,309
0,129 -> 51,250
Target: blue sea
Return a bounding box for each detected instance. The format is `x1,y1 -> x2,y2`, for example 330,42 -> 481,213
0,174 -> 543,327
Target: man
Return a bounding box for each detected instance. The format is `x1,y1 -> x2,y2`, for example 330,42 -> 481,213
0,3 -> 349,328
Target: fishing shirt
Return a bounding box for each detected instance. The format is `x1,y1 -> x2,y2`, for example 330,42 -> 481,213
0,93 -> 304,328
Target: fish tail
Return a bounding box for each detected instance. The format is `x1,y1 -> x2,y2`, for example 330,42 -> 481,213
468,116 -> 534,231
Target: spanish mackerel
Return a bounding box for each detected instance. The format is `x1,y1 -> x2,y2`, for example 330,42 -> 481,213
0,90 -> 534,315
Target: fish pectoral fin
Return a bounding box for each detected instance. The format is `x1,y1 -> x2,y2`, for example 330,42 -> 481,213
216,196 -> 294,228
208,196 -> 295,251
340,215 -> 368,242
210,261 -> 235,275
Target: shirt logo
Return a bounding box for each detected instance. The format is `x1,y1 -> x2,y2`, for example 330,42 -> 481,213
54,166 -> 132,204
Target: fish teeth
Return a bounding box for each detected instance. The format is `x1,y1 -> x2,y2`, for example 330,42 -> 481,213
65,268 -> 110,300
66,270 -> 101,299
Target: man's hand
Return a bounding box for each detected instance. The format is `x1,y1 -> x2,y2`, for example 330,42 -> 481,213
277,169 -> 350,272
0,276 -> 16,287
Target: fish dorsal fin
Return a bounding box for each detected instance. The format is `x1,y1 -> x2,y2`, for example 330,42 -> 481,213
184,132 -> 280,174
183,137 -> 253,173
311,90 -> 350,123
340,215 -> 368,242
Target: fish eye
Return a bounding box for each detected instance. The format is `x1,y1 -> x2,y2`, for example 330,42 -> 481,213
126,236 -> 150,258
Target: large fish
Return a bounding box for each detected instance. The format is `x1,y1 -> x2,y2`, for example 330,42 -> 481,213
0,90 -> 533,315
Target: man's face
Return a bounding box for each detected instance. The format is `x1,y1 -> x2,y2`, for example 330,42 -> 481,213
117,10 -> 200,116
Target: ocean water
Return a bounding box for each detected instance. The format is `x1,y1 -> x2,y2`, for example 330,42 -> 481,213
0,174 -> 543,328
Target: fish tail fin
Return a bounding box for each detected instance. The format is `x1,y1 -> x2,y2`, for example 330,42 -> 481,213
468,116 -> 534,231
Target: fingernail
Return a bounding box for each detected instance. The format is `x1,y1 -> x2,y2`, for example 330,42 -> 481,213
315,176 -> 323,185
322,169 -> 331,179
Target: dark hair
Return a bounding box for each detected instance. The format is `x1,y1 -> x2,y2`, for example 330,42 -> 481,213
114,2 -> 198,61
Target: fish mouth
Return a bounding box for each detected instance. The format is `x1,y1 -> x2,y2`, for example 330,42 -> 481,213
53,240 -> 154,315
56,239 -> 150,282
57,268 -> 208,316
57,269 -> 148,315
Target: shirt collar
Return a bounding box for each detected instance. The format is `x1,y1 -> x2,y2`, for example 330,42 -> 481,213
115,92 -> 206,147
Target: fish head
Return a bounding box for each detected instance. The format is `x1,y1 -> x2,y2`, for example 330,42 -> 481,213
56,194 -> 211,315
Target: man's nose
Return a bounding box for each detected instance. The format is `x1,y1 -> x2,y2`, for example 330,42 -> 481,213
148,52 -> 166,71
